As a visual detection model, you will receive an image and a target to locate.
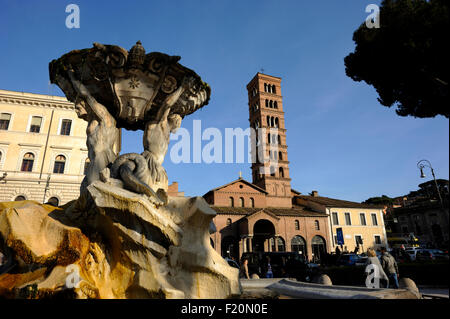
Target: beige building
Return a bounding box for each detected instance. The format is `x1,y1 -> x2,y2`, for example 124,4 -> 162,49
0,89 -> 120,206
295,192 -> 388,253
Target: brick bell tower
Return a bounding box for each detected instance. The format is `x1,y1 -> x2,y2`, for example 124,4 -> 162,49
246,73 -> 292,208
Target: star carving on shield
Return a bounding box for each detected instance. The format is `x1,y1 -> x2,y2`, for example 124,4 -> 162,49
128,76 -> 140,89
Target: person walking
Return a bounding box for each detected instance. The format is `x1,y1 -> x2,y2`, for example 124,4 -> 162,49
239,257 -> 250,279
335,246 -> 341,256
380,247 -> 400,289
264,256 -> 273,278
365,248 -> 388,288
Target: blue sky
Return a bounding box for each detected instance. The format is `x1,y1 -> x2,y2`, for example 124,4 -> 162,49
1,0 -> 448,202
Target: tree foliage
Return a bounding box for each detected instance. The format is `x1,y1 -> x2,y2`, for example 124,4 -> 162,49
363,195 -> 395,205
344,0 -> 449,118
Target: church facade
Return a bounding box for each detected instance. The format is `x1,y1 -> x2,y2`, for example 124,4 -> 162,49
204,73 -> 331,263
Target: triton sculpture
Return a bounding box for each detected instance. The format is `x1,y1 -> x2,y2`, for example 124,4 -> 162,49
49,41 -> 210,202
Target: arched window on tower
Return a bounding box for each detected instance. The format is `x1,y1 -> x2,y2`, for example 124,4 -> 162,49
279,151 -> 283,160
272,85 -> 276,94
265,99 -> 269,107
279,167 -> 284,178
229,197 -> 234,207
277,135 -> 281,145
239,197 -> 245,207
274,101 -> 278,108
267,115 -> 270,126
264,83 -> 267,92
250,197 -> 255,208
275,118 -> 279,128
269,100 -> 273,108
270,166 -> 276,177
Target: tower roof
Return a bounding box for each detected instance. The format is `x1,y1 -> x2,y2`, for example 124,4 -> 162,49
247,72 -> 282,88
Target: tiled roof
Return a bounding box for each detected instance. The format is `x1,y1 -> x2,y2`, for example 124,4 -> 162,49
296,195 -> 384,209
211,206 -> 328,217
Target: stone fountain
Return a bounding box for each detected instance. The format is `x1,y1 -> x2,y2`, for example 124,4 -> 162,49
0,42 -> 240,299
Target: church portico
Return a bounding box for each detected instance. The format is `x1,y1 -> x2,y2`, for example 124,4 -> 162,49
210,205 -> 330,262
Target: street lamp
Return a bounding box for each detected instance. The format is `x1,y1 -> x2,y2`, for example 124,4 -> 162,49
417,159 -> 445,211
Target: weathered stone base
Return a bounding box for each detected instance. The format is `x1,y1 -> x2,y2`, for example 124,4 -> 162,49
0,181 -> 241,299
240,279 -> 422,299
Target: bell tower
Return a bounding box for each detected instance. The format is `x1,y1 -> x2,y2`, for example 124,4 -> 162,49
247,73 -> 292,208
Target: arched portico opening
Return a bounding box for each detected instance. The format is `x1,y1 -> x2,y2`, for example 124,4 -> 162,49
291,235 -> 307,258
311,235 -> 327,264
252,219 -> 276,252
221,236 -> 239,260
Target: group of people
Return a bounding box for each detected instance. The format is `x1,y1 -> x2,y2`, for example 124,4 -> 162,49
239,256 -> 273,280
365,247 -> 400,289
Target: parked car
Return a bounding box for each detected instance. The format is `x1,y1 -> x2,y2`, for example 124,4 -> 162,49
336,254 -> 362,266
405,247 -> 421,261
415,249 -> 449,261
430,249 -> 449,260
355,256 -> 368,266
241,251 -> 315,281
390,248 -> 412,263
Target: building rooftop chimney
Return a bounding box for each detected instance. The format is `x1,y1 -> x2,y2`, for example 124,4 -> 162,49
311,190 -> 319,197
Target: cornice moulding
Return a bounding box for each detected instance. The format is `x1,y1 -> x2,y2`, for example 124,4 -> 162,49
18,143 -> 43,148
0,90 -> 75,110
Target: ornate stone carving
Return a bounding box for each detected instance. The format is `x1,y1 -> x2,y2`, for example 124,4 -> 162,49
49,41 -> 210,201
0,42 -> 239,299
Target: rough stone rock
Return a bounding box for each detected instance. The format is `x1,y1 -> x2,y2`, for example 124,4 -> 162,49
0,200 -> 89,268
399,277 -> 421,298
0,183 -> 241,299
312,274 -> 333,286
